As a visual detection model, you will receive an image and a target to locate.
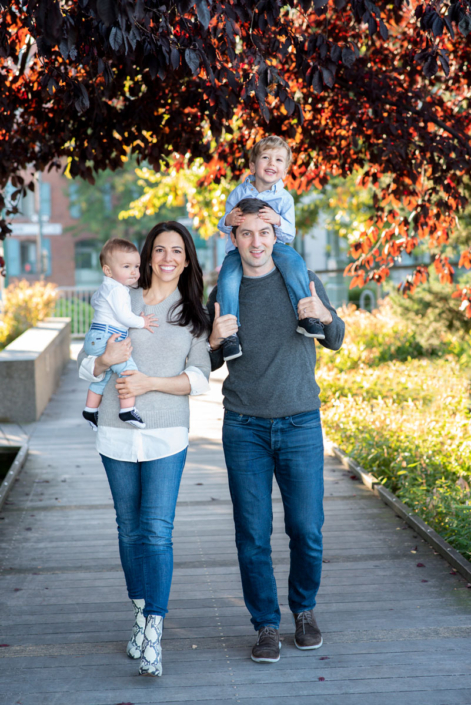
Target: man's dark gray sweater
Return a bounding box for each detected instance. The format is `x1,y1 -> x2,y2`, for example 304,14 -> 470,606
207,267 -> 345,419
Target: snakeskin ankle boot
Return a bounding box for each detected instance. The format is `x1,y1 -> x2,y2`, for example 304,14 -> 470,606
126,598 -> 146,659
139,615 -> 163,676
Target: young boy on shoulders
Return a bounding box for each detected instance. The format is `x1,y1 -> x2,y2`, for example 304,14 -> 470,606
216,135 -> 324,361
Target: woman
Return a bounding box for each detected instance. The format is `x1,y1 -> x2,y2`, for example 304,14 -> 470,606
78,222 -> 210,677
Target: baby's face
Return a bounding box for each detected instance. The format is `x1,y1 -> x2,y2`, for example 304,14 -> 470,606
104,250 -> 141,287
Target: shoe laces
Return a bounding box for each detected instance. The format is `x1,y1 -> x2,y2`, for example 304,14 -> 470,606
296,611 -> 313,633
257,626 -> 278,645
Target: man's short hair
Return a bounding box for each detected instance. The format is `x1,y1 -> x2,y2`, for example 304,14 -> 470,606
249,135 -> 292,166
99,238 -> 139,267
231,198 -> 277,238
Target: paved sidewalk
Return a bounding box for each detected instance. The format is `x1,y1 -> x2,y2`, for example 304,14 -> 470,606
0,359 -> 470,704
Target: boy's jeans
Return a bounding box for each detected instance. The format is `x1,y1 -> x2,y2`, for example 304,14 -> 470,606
83,324 -> 138,396
217,242 -> 311,323
222,408 -> 324,630
100,448 -> 187,618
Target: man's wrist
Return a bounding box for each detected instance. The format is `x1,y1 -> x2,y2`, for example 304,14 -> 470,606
321,311 -> 333,326
207,336 -> 221,352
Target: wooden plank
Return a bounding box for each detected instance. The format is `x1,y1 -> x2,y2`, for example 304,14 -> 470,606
0,360 -> 470,704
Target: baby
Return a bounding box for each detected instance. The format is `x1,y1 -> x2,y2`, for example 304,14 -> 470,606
216,135 -> 324,361
82,238 -> 157,431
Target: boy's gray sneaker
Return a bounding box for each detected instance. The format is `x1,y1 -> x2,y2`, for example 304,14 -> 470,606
293,610 -> 323,650
296,318 -> 325,339
251,626 -> 281,663
222,333 -> 243,361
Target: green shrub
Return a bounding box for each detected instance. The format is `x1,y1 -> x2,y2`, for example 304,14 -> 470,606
320,354 -> 471,558
54,297 -> 94,336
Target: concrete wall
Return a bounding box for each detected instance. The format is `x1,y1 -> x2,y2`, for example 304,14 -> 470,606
0,318 -> 71,423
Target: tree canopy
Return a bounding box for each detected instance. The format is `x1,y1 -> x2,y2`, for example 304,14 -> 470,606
1,0 -> 471,310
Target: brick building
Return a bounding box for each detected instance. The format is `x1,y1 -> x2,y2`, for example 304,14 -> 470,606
2,167 -> 95,288
2,168 -> 220,294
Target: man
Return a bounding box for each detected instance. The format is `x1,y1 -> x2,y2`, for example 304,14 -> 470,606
207,197 -> 345,663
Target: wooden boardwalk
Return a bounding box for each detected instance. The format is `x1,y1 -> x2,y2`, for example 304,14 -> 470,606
0,358 -> 470,705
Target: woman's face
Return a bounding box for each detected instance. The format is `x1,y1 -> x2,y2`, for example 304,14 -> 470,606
149,230 -> 188,284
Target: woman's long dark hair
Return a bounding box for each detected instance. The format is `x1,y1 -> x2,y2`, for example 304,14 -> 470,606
138,221 -> 210,338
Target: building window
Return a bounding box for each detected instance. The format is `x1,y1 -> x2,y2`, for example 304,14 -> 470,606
75,240 -> 102,286
17,240 -> 51,276
69,182 -> 82,219
20,241 -> 37,273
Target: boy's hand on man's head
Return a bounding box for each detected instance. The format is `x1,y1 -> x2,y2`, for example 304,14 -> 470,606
225,208 -> 245,227
258,207 -> 281,227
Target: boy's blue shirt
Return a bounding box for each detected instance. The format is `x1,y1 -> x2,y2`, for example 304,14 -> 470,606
218,174 -> 295,253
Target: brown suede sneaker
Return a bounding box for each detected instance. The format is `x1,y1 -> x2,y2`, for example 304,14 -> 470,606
251,626 -> 281,663
293,610 -> 323,650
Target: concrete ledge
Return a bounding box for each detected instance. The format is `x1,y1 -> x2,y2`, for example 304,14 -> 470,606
326,440 -> 471,584
0,318 -> 71,423
0,443 -> 28,511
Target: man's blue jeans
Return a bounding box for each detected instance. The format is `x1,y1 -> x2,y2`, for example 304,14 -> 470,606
222,409 -> 324,631
217,243 -> 311,324
100,448 -> 187,618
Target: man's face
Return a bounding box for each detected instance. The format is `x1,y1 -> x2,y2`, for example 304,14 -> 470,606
230,212 -> 276,274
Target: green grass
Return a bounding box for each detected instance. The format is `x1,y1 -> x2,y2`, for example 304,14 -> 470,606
318,303 -> 471,559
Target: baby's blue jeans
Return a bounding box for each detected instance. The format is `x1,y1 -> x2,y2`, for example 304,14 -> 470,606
217,242 -> 311,324
84,323 -> 138,396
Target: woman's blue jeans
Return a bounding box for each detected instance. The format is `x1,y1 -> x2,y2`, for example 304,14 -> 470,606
222,409 -> 324,631
217,242 -> 311,323
100,448 -> 187,618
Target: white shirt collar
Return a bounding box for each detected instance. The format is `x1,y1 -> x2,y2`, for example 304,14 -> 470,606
101,276 -> 129,291
243,174 -> 284,193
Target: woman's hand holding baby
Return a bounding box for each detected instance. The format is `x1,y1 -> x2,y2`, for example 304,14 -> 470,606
116,370 -> 152,399
94,334 -> 133,377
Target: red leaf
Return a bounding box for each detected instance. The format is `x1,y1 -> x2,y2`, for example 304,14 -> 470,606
416,563 -> 426,567
319,676 -> 325,681
0,644 -> 9,647
421,579 -> 429,583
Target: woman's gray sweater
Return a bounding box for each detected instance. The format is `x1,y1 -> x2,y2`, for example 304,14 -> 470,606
77,287 -> 210,430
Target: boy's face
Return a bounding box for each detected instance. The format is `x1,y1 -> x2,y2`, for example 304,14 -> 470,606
103,250 -> 141,287
249,147 -> 289,187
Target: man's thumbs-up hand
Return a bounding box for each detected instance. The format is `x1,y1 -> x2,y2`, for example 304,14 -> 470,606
209,302 -> 239,351
297,280 -> 333,325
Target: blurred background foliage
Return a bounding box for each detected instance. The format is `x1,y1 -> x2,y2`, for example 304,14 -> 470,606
0,280 -> 57,350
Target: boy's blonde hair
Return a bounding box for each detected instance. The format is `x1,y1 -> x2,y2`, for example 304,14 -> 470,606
99,238 -> 139,267
249,136 -> 292,167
